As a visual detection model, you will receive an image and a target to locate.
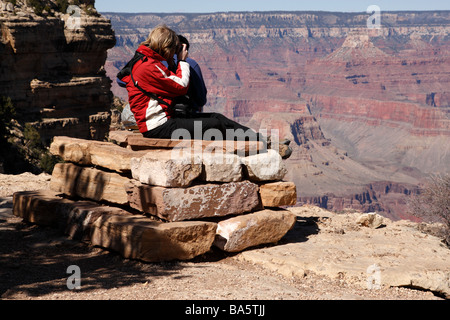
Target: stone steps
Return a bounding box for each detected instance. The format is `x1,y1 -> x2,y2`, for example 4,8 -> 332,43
13,191 -> 217,262
13,132 -> 298,262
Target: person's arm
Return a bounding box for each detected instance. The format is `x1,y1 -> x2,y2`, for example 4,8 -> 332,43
134,45 -> 190,98
151,61 -> 190,96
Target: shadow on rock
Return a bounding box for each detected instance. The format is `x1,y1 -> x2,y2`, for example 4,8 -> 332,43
279,216 -> 320,244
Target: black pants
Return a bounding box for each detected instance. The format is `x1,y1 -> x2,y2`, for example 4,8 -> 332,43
144,113 -> 264,142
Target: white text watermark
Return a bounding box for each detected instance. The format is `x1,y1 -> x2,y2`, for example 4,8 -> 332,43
66,265 -> 81,290
66,5 -> 81,30
367,5 -> 382,29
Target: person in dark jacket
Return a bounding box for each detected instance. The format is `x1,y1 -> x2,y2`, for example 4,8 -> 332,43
174,35 -> 208,113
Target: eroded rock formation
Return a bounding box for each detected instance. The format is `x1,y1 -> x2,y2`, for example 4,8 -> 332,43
0,0 -> 115,143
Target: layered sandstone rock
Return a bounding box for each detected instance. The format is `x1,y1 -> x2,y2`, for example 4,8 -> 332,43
50,163 -> 130,205
13,190 -> 132,240
13,190 -> 73,228
90,214 -> 217,263
125,180 -> 261,222
49,136 -> 147,172
214,209 -> 296,253
0,0 -> 115,143
13,190 -> 217,262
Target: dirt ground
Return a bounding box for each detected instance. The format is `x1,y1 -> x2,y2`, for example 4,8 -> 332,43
0,173 -> 443,301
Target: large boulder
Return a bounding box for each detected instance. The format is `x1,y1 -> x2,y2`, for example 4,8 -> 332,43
241,150 -> 287,182
131,149 -> 203,188
214,209 -> 296,253
91,214 -> 217,262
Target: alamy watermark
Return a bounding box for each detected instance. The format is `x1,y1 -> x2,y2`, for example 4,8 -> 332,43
366,264 -> 382,290
65,5 -> 81,30
367,5 -> 382,29
66,265 -> 81,290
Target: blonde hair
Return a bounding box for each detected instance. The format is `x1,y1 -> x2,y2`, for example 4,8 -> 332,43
141,25 -> 179,60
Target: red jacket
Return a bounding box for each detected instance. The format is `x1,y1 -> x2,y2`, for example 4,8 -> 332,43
122,45 -> 190,133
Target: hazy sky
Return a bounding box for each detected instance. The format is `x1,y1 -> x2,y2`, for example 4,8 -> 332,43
95,0 -> 450,13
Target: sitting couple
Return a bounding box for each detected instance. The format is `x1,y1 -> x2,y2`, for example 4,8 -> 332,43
117,25 -> 292,159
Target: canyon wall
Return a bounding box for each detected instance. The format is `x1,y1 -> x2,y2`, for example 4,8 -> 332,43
103,11 -> 450,220
0,0 -> 115,143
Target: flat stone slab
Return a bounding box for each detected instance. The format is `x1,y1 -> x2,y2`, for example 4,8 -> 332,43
91,214 -> 217,262
13,190 -> 75,228
259,181 -> 297,207
13,190 -> 132,240
126,134 -> 265,154
50,136 -> 147,173
126,180 -> 261,222
13,190 -> 218,262
50,163 -> 131,205
214,209 -> 297,253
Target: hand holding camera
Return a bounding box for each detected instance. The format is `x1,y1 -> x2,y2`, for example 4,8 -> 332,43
178,43 -> 189,61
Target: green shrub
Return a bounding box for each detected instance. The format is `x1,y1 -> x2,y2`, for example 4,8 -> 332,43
24,123 -> 42,149
56,0 -> 69,13
27,0 -> 45,15
39,152 -> 61,174
0,96 -> 15,138
23,123 -> 62,173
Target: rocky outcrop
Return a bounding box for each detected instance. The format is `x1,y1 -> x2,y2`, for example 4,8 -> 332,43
0,0 -> 115,143
239,205 -> 450,299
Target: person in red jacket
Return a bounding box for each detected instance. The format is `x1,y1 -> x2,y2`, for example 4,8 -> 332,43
120,25 -> 258,140
120,25 -> 292,158
120,25 -> 190,134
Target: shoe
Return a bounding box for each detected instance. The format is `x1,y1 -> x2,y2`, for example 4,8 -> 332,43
279,144 -> 293,160
265,136 -> 293,159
